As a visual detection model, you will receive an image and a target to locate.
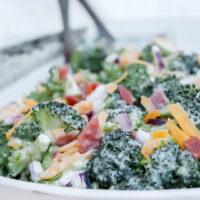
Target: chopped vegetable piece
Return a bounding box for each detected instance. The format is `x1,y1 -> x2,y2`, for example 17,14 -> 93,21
167,104 -> 200,139
147,119 -> 166,126
105,83 -> 118,94
141,96 -> 155,112
55,133 -> 78,147
151,129 -> 170,139
183,137 -> 200,159
73,101 -> 93,115
65,95 -> 80,106
59,65 -> 69,80
141,138 -> 162,159
116,113 -> 133,132
144,110 -> 162,123
150,87 -> 169,109
78,117 -> 102,154
166,119 -> 190,149
118,85 -> 134,105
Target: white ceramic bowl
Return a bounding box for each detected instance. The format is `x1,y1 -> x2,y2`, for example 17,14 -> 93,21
0,176 -> 200,200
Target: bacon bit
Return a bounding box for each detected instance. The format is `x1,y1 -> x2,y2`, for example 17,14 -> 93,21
167,104 -> 200,139
22,95 -> 38,109
59,65 -> 69,80
167,119 -> 190,150
114,72 -> 128,85
98,111 -> 108,133
131,130 -> 136,139
144,110 -> 162,123
65,95 -> 80,106
54,98 -> 66,104
105,83 -> 118,94
73,101 -> 93,115
150,88 -> 169,110
6,109 -> 33,139
184,137 -> 200,159
141,96 -> 155,112
118,85 -> 134,105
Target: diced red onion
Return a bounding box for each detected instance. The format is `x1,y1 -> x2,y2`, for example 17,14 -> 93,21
115,113 -> 133,132
86,111 -> 94,122
152,45 -> 165,69
12,114 -> 24,125
147,119 -> 166,126
79,173 -> 92,189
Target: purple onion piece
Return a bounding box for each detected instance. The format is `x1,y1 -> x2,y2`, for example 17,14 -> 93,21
79,173 -> 92,189
86,111 -> 94,122
147,119 -> 166,126
152,46 -> 165,69
116,113 -> 133,132
66,182 -> 72,187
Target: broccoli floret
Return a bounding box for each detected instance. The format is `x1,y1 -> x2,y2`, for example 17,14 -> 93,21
104,93 -> 126,110
176,150 -> 200,188
105,104 -> 148,132
144,141 -> 180,189
167,54 -> 200,75
140,44 -> 154,62
45,66 -> 66,99
28,90 -> 52,102
8,134 -> 50,177
173,85 -> 200,129
71,48 -> 106,73
0,121 -> 12,176
32,101 -> 86,132
86,129 -> 144,189
122,64 -> 153,103
12,120 -> 41,141
98,62 -> 122,84
153,75 -> 182,100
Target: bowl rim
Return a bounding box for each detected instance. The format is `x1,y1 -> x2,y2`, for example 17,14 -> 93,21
0,176 -> 200,200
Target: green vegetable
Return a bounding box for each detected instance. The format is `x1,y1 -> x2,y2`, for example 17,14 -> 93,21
167,54 -> 200,75
32,101 -> 86,132
0,121 -> 12,176
12,120 -> 41,142
86,129 -> 144,189
122,64 -> 153,103
42,146 -> 58,170
98,62 -> 122,83
71,48 -> 106,73
153,75 -> 182,100
140,44 -> 154,62
8,134 -> 50,177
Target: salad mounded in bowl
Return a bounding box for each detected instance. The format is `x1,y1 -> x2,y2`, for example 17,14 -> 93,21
1,36 -> 200,190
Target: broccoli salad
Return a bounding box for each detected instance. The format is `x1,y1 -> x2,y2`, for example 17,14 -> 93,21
1,36 -> 200,190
